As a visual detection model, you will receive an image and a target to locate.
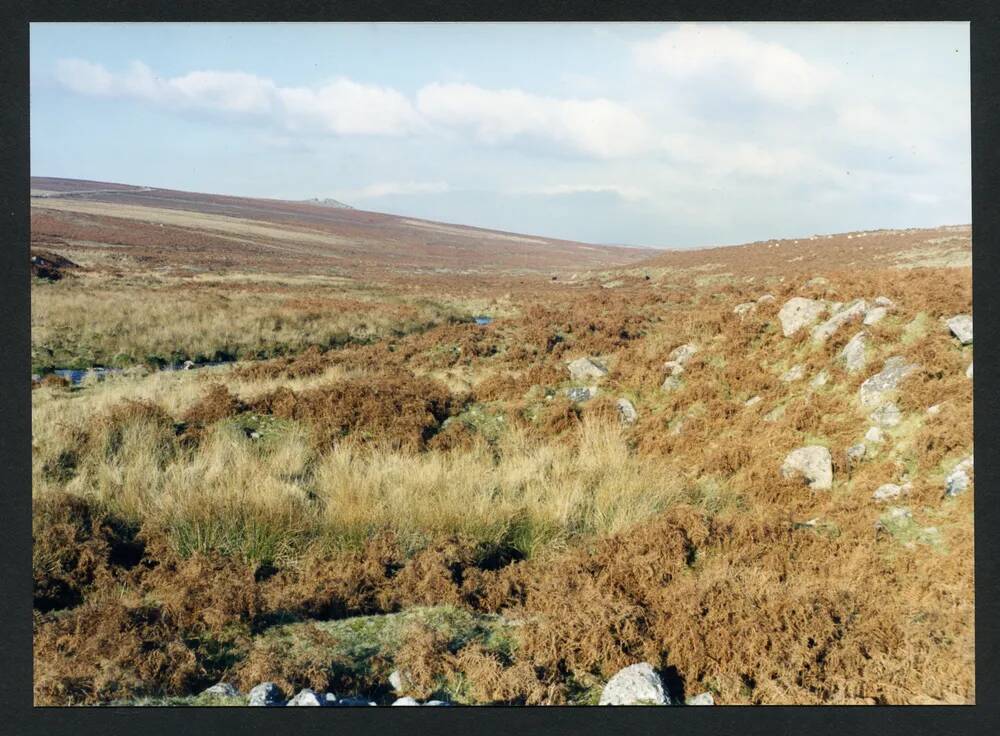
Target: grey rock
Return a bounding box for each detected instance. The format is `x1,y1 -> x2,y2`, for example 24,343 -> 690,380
926,403 -> 944,417
780,364 -> 806,382
778,297 -> 827,337
616,398 -> 638,425
389,669 -> 407,692
847,443 -> 867,464
663,360 -> 685,376
810,370 -> 830,388
863,306 -> 888,326
424,700 -> 451,706
876,506 -> 913,531
804,276 -> 830,289
392,697 -> 420,706
812,299 -> 868,343
323,693 -> 339,706
757,294 -> 776,304
859,357 -> 920,408
685,692 -> 715,706
763,405 -> 786,423
202,682 -> 240,698
865,426 -> 885,443
248,682 -> 284,707
182,360 -> 195,370
947,314 -> 973,345
733,302 -> 756,317
661,375 -> 683,392
869,402 -> 902,428
966,362 -> 973,379
565,386 -> 598,402
780,446 -> 833,490
873,483 -> 911,503
874,296 -> 895,308
668,343 -> 698,366
568,357 -> 608,381
945,456 -> 974,496
839,331 -> 867,374
599,663 -> 670,706
745,395 -> 762,408
288,688 -> 324,706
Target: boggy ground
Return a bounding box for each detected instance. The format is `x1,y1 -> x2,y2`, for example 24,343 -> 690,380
31,196 -> 973,706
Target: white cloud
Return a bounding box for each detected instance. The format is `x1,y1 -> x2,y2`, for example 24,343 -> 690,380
343,181 -> 452,200
416,82 -> 653,158
634,23 -> 835,107
512,183 -> 650,202
53,59 -> 420,136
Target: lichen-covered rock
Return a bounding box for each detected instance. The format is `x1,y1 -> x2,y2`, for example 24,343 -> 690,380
565,386 -> 598,402
945,456 -> 974,496
287,688 -> 324,706
616,398 -> 638,425
873,483 -> 911,502
839,331 -> 867,373
667,343 -> 698,366
947,314 -> 973,345
812,299 -> 868,342
248,682 -> 284,707
567,357 -> 608,381
863,306 -> 888,326
778,297 -> 826,337
810,370 -> 830,388
869,402 -> 902,428
202,682 -> 240,698
661,375 -> 683,392
685,692 -> 715,706
599,663 -> 670,705
846,443 -> 866,465
780,446 -> 833,490
859,357 -> 919,408
865,426 -> 885,443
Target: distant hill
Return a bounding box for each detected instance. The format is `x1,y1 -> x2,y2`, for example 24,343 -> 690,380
300,197 -> 354,210
30,177 -> 650,275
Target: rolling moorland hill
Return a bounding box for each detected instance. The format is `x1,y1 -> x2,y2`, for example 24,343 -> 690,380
30,180 -> 973,706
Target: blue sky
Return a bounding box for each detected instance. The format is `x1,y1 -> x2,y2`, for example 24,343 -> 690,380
30,22 -> 970,248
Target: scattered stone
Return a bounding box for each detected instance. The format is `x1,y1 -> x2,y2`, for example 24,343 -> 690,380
663,360 -> 685,376
859,357 -> 920,408
869,403 -> 902,428
873,483 -> 911,502
745,395 -> 762,408
202,682 -> 240,698
966,362 -> 973,379
847,443 -> 866,464
424,700 -> 451,706
616,398 -> 638,425
839,331 -> 868,373
763,405 -> 786,423
926,403 -> 944,417
804,276 -> 830,289
874,296 -> 895,308
778,297 -> 827,337
780,446 -> 833,490
661,375 -> 683,392
865,426 -> 885,443
875,506 -> 912,532
757,294 -> 776,304
182,360 -> 195,370
389,669 -> 407,692
565,386 -> 598,402
668,343 -> 698,366
288,688 -> 324,706
392,697 -> 420,706
685,692 -> 715,706
248,682 -> 284,707
323,693 -> 339,706
812,299 -> 868,342
733,302 -> 756,317
599,663 -> 670,706
810,370 -> 830,388
780,364 -> 806,382
863,306 -> 888,326
945,456 -> 974,497
946,314 -> 973,345
568,357 -> 608,381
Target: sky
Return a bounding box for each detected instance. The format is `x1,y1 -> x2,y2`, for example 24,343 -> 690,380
30,22 -> 970,248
